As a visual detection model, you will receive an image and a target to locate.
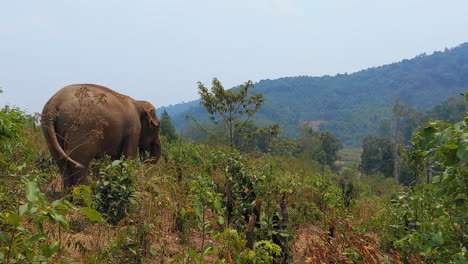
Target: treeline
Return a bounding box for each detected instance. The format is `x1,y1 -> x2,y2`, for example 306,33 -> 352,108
163,42 -> 468,146
163,93 -> 467,179
162,113 -> 344,171
359,95 -> 467,185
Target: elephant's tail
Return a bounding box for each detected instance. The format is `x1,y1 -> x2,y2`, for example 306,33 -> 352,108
41,114 -> 84,169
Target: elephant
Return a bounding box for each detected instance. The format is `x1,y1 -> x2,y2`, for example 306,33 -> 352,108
41,84 -> 162,189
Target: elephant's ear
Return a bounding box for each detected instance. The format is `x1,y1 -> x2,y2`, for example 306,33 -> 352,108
139,101 -> 160,128
148,112 -> 160,128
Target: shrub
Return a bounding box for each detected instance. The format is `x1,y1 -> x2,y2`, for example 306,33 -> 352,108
371,115 -> 467,263
93,159 -> 137,225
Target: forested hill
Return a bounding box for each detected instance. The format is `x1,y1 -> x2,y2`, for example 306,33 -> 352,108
161,42 -> 468,146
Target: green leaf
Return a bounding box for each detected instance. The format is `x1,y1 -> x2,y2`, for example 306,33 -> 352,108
456,140 -> 468,161
52,199 -> 67,208
26,181 -> 40,202
19,202 -> 30,216
26,246 -> 35,261
8,163 -> 17,171
41,241 -> 60,258
420,126 -> 437,140
80,208 -> 103,222
112,160 -> 122,167
432,232 -> 444,245
213,199 -> 222,211
195,203 -> 203,218
0,232 -> 11,243
27,233 -> 47,243
17,225 -> 27,234
5,212 -> 20,227
447,143 -> 459,150
201,245 -> 216,257
50,209 -> 69,229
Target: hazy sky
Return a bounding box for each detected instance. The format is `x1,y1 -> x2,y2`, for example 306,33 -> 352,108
1,0 -> 467,114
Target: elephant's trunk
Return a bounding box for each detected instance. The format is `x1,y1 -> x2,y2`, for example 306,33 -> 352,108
150,137 -> 162,164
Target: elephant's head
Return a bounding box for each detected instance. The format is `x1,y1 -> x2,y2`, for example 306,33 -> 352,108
137,101 -> 162,163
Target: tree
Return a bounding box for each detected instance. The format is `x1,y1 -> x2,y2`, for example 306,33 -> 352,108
317,131 -> 343,169
427,95 -> 468,124
391,100 -> 408,182
159,110 -> 178,143
197,78 -> 265,149
359,135 -> 394,177
295,126 -> 343,171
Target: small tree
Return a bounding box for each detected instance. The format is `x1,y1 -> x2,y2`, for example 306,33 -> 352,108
391,100 -> 408,182
198,78 -> 265,149
159,110 -> 178,143
359,134 -> 394,177
296,127 -> 342,171
318,131 -> 343,169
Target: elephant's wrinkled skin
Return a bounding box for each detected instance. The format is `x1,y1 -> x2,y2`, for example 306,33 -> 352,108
41,84 -> 162,189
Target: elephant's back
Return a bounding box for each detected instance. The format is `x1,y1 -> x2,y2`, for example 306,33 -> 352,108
47,85 -> 133,113
55,84 -> 131,103
45,84 -> 140,157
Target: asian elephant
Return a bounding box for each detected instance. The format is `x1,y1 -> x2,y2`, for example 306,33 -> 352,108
41,84 -> 162,189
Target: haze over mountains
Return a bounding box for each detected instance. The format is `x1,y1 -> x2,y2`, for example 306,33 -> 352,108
161,43 -> 468,146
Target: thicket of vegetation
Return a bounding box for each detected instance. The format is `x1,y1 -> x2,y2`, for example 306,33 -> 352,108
0,83 -> 466,264
163,43 -> 468,146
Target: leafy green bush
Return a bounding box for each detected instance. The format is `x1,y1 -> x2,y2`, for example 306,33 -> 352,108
0,180 -> 102,263
103,222 -> 154,264
188,174 -> 225,250
211,229 -> 281,264
93,159 -> 137,225
0,105 -> 34,169
371,114 -> 467,262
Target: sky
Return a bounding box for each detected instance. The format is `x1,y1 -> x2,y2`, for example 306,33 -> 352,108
1,0 -> 467,114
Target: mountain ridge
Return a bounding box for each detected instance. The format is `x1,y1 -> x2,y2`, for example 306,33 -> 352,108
161,42 -> 468,146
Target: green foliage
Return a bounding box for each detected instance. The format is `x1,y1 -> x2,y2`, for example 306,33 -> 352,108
0,179 -> 102,264
0,181 -> 62,263
208,150 -> 258,227
212,229 -> 282,264
103,221 -> 153,264
170,245 -> 217,264
197,77 -> 278,149
318,131 -> 343,168
427,95 -> 468,124
359,134 -> 395,177
399,133 -> 427,185
371,114 -> 468,262
0,106 -> 34,167
295,127 -> 343,170
251,240 -> 282,263
93,159 -> 137,225
188,174 -> 225,249
214,229 -> 254,263
160,110 -> 178,143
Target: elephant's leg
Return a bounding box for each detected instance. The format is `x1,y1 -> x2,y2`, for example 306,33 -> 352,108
122,136 -> 139,159
139,147 -> 148,162
58,160 -> 74,191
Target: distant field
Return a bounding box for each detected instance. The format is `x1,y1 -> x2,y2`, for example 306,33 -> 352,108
337,148 -> 362,169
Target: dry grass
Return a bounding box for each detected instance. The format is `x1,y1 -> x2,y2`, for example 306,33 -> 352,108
294,219 -> 422,264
